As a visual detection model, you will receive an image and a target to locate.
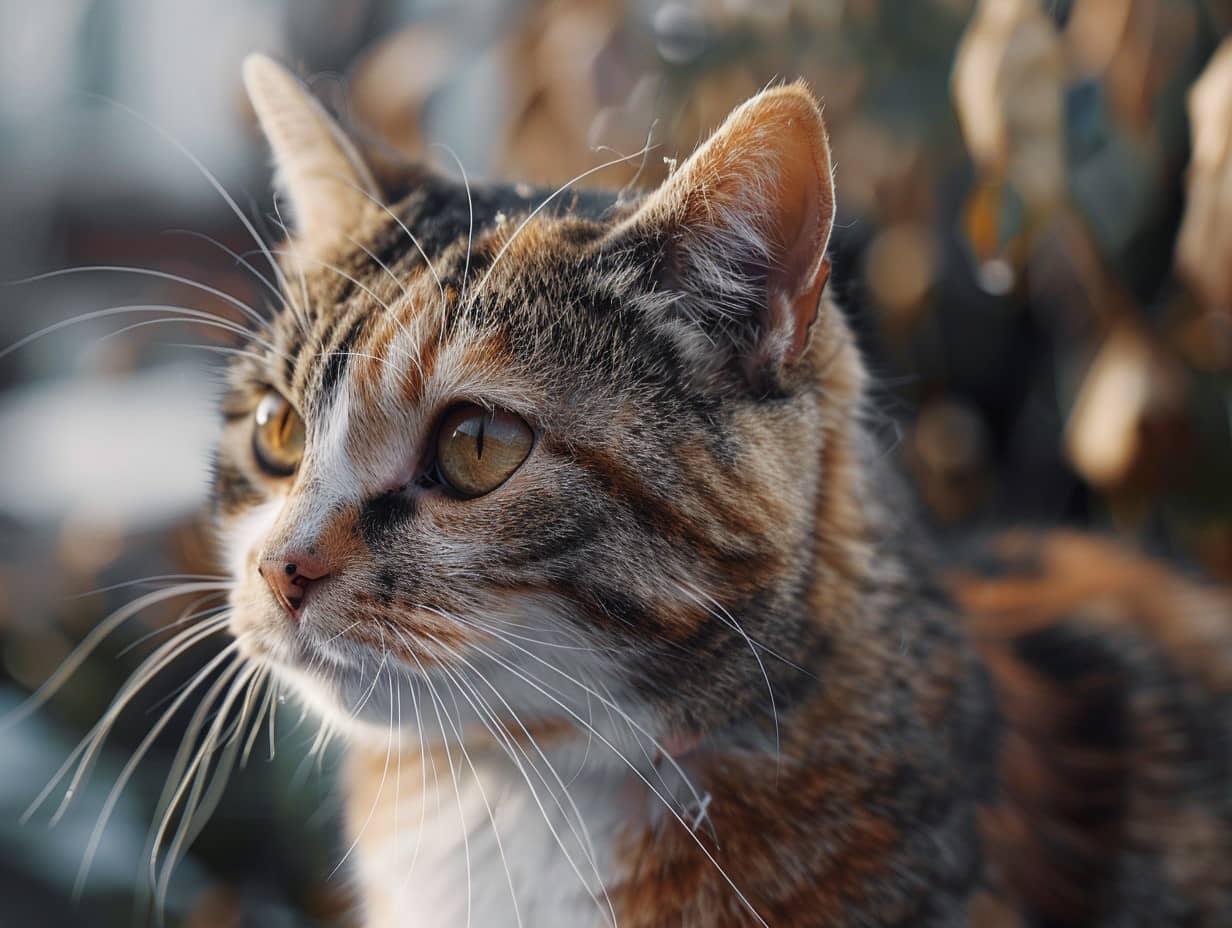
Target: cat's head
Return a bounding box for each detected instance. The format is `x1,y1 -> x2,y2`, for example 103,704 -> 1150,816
218,56 -> 868,748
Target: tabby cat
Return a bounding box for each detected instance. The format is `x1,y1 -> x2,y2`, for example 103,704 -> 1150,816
210,55 -> 1232,926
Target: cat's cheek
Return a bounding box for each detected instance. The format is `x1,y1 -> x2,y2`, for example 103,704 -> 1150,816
218,499 -> 283,584
227,585 -> 269,639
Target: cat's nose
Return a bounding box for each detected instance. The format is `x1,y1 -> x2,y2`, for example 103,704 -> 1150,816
258,551 -> 330,618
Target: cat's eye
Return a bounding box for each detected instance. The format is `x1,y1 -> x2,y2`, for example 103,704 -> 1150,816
252,391 -> 305,477
434,403 -> 533,499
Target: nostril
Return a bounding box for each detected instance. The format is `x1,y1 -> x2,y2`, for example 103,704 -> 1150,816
291,556 -> 330,581
259,551 -> 332,618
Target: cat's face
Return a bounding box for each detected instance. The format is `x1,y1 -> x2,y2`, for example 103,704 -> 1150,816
216,57 -> 855,747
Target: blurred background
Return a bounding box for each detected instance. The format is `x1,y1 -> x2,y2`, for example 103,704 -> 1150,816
1,0 -> 1231,924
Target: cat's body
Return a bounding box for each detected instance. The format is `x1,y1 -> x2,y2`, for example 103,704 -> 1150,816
341,531 -> 1232,928
206,57 -> 1232,926
343,528 -> 1232,927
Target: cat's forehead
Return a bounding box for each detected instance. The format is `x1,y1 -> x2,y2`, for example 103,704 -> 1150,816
302,179 -> 649,349
227,180 -> 657,484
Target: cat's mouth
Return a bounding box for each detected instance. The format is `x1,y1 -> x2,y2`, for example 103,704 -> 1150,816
230,581 -> 483,687
226,587 -> 626,747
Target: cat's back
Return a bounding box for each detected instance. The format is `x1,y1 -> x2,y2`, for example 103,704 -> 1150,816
947,530 -> 1232,926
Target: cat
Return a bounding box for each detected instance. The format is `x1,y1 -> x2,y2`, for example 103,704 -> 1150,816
204,54 -> 1232,926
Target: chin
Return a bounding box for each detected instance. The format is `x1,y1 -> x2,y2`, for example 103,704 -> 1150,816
229,600 -> 652,761
229,613 -> 387,741
227,606 -> 477,748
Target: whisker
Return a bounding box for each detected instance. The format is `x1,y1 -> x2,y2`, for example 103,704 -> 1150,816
242,673 -> 277,769
31,614 -> 233,826
447,635 -> 769,926
152,659 -> 260,912
321,620 -> 364,646
417,652 -> 525,928
340,232 -> 426,380
165,342 -> 279,366
0,304 -> 289,365
267,679 -> 280,761
83,93 -> 299,321
66,574 -> 229,599
425,607 -> 705,812
425,640 -> 615,925
405,648 -> 473,928
430,144 -> 475,309
392,672 -> 404,880
349,650 -> 390,722
2,581 -> 231,735
396,626 -> 613,924
401,654 -> 433,878
90,315 -> 288,362
9,265 -> 270,334
270,194 -> 315,338
72,638 -> 244,898
141,656 -> 248,897
674,581 -> 780,766
267,250 -> 397,323
610,119 -> 661,207
163,229 -> 286,314
468,143 -> 656,306
165,665 -> 268,892
330,652 -> 395,879
118,599 -> 228,658
338,180 -> 449,315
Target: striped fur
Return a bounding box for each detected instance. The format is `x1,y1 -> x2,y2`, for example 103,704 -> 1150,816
212,58 -> 1232,926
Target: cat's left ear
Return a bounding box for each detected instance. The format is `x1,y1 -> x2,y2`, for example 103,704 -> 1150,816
242,54 -> 379,256
623,83 -> 835,375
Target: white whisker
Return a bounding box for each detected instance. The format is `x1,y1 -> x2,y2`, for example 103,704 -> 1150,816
3,582 -> 231,736
152,659 -> 261,912
399,625 -> 615,926
0,303 -> 289,365
431,144 -> 475,310
72,638 -> 245,898
451,636 -> 769,927
330,648 -> 392,877
469,144 -> 655,307
674,581 -> 780,766
84,94 -> 299,324
270,194 -> 315,337
9,265 -> 270,334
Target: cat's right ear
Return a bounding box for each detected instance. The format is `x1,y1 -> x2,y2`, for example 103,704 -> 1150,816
242,54 -> 379,256
615,83 -> 836,384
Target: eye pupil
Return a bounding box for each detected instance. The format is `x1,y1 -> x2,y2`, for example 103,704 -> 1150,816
434,403 -> 531,499
277,408 -> 295,446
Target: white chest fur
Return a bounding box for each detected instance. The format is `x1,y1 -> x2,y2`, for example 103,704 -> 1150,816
345,738 -> 651,928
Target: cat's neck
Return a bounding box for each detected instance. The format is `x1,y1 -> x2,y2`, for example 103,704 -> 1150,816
341,548 -> 989,928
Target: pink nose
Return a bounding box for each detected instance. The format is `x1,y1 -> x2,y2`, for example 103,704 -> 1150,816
258,551 -> 330,618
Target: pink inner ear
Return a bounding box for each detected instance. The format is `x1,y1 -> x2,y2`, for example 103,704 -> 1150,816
619,85 -> 836,372
761,110 -> 835,364
646,85 -> 836,368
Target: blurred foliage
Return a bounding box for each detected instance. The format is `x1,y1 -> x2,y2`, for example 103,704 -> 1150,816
1,0 -> 1231,925
354,0 -> 1232,557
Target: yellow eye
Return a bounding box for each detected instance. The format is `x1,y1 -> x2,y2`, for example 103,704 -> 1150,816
252,391 -> 305,477
435,403 -> 533,498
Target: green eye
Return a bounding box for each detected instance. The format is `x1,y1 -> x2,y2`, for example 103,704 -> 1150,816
252,391 -> 305,477
435,403 -> 533,498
